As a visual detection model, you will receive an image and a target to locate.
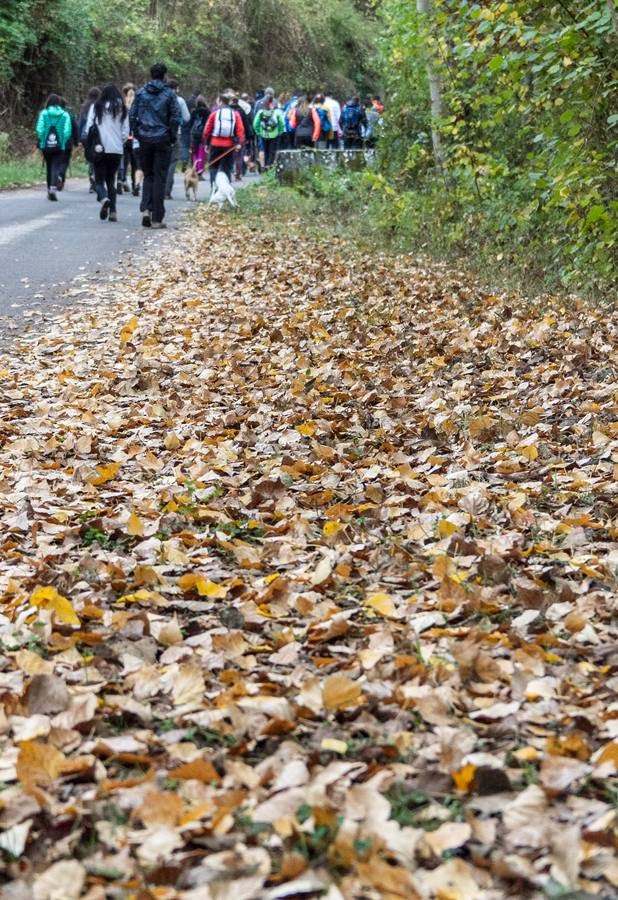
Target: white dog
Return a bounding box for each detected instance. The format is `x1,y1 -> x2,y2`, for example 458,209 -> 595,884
209,170 -> 236,208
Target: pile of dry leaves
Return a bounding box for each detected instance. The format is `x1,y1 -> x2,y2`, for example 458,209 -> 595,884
0,211 -> 617,899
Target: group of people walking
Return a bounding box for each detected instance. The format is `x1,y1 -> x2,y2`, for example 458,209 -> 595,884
35,63 -> 384,229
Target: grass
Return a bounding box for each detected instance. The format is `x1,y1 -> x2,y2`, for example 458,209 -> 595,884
0,152 -> 89,189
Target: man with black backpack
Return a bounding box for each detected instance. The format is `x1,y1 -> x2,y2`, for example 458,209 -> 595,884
129,62 -> 181,229
340,96 -> 367,150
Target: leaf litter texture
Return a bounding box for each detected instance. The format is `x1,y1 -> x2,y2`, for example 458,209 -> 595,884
0,214 -> 617,898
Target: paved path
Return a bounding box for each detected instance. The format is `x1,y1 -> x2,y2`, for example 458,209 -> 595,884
0,172 -> 251,337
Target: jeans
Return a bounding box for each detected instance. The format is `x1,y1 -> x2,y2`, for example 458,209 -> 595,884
141,141 -> 172,223
344,137 -> 364,150
94,153 -> 122,212
58,145 -> 73,184
42,150 -> 63,189
165,140 -> 180,196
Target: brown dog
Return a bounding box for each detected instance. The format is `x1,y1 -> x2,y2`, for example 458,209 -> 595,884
184,163 -> 199,201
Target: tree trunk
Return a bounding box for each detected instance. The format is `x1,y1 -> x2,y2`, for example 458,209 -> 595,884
416,0 -> 445,170
607,0 -> 618,40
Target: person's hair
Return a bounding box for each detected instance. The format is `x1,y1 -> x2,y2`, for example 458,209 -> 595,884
295,95 -> 309,117
59,97 -> 67,109
196,95 -> 208,109
95,83 -> 127,123
349,96 -> 360,106
278,93 -> 289,106
221,91 -> 235,105
373,95 -> 381,102
87,87 -> 101,102
313,93 -> 325,105
122,83 -> 135,96
241,92 -> 251,102
168,79 -> 179,91
264,87 -> 275,98
150,62 -> 167,80
45,93 -> 62,108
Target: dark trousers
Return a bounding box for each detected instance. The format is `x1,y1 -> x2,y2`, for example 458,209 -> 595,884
140,141 -> 172,223
119,141 -> 137,187
344,137 -> 364,150
295,135 -> 314,149
42,150 -> 63,189
58,145 -> 73,184
94,153 -> 122,212
208,144 -> 234,185
263,137 -> 279,169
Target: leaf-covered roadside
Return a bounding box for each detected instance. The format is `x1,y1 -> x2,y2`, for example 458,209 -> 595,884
0,214 -> 617,899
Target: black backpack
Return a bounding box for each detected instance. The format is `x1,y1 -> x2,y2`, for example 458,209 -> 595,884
44,117 -> 61,154
190,113 -> 206,147
84,121 -> 104,163
295,112 -> 314,139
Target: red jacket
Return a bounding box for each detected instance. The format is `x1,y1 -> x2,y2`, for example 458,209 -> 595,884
203,108 -> 245,148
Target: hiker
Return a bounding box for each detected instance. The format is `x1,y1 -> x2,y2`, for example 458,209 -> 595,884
312,93 -> 334,149
253,97 -> 284,170
129,62 -> 181,229
165,79 -> 190,198
230,94 -> 253,181
119,84 -> 141,196
363,97 -> 382,148
282,93 -> 299,150
288,96 -> 320,148
78,87 -> 100,193
252,87 -> 274,170
57,98 -> 80,190
341,96 -> 367,149
35,94 -> 73,201
203,91 -> 245,185
324,91 -> 342,149
84,83 -> 129,222
188,95 -> 210,178
372,95 -> 385,115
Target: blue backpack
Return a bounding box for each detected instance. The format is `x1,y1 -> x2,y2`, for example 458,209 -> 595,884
316,107 -> 331,138
341,104 -> 362,137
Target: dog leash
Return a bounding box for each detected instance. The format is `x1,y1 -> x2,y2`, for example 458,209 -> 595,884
204,145 -> 237,169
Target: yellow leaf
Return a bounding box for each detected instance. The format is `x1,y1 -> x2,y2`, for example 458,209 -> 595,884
321,738 -> 348,754
437,519 -> 458,538
518,444 -> 539,461
323,674 -> 362,711
296,422 -> 316,436
598,742 -> 618,769
126,511 -> 144,537
91,462 -> 121,485
30,586 -> 80,626
119,315 -> 138,343
451,763 -> 476,792
115,589 -> 157,604
178,573 -> 228,598
17,740 -> 67,791
365,592 -> 395,617
323,520 -> 345,537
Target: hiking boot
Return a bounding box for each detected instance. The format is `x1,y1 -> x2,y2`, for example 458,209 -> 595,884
132,185 -> 140,196
100,198 -> 110,220
109,212 -> 117,222
151,221 -> 167,229
141,213 -> 151,227
123,182 -> 131,193
48,189 -> 58,201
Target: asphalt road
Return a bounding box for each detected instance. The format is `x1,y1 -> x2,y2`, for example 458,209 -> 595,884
0,171 -> 242,336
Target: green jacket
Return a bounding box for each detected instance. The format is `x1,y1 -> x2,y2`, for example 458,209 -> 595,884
35,106 -> 72,151
253,107 -> 285,139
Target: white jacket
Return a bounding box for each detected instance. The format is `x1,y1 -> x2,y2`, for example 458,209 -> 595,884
86,102 -> 130,155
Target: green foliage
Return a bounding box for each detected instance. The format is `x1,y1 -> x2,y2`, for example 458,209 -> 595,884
378,0 -> 618,292
2,0 -> 378,116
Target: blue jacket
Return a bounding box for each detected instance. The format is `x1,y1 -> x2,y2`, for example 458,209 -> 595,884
129,80 -> 181,144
